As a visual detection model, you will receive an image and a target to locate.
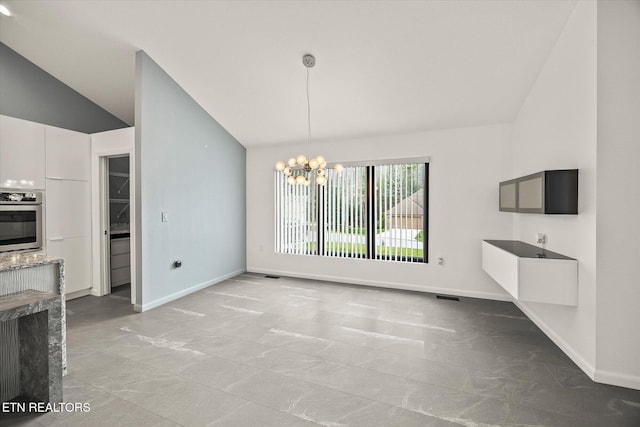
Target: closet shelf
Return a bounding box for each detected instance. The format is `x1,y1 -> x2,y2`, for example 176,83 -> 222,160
109,172 -> 129,178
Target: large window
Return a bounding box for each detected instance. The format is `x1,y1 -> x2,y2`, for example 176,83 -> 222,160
275,161 -> 428,263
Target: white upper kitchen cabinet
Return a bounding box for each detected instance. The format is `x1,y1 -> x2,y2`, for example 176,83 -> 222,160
45,126 -> 90,181
0,115 -> 46,189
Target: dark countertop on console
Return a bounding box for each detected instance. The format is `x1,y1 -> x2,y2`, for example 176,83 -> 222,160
484,240 -> 575,260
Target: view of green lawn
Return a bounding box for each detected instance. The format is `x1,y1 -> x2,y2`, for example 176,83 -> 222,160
306,241 -> 423,259
347,227 -> 386,235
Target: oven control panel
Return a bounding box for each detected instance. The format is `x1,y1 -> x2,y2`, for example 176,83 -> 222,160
0,192 -> 42,204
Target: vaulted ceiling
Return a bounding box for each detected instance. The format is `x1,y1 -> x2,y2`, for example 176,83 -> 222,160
0,0 -> 576,147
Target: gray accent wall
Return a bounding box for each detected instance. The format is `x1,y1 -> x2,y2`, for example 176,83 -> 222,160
0,42 -> 128,133
134,50 -> 246,309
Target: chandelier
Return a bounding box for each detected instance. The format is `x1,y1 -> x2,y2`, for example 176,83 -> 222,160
274,54 -> 342,186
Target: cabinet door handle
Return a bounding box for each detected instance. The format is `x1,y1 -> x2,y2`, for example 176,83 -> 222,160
48,237 -> 65,241
47,177 -> 64,180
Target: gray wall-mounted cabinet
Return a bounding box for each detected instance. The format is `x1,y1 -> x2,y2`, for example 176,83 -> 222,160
499,169 -> 578,214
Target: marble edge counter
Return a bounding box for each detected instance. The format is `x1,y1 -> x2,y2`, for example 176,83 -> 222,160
0,252 -> 64,273
0,251 -> 67,375
0,252 -> 66,295
0,290 -> 60,320
0,289 -> 64,404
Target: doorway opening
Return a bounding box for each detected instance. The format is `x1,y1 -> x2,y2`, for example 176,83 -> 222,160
100,155 -> 132,302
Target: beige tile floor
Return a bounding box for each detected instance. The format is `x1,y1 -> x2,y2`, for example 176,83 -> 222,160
2,274 -> 639,426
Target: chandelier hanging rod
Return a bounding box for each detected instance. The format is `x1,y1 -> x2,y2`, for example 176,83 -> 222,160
274,54 -> 343,186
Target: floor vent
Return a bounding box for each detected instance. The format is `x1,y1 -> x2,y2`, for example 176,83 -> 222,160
264,275 -> 280,279
436,295 -> 460,301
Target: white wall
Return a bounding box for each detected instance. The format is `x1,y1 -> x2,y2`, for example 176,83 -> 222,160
90,127 -> 136,303
247,124 -> 513,299
595,0 -> 640,389
511,1 -> 597,375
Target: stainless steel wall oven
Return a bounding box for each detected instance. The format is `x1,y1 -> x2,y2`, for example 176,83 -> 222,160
0,191 -> 43,253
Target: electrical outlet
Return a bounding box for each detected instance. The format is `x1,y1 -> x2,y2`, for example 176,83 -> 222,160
437,257 -> 444,265
536,233 -> 546,244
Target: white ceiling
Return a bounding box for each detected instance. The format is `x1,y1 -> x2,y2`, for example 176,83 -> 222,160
0,0 -> 576,147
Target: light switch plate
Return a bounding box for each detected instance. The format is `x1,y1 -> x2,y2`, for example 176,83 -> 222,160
161,212 -> 169,222
536,233 -> 546,244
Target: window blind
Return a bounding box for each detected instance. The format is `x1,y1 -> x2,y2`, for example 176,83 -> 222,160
275,162 -> 427,263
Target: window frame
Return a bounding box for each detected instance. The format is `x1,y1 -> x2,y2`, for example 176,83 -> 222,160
275,158 -> 429,264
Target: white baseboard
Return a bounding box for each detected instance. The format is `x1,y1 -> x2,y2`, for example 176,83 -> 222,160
594,369 -> 640,391
137,268 -> 246,312
513,300 -> 596,379
247,268 -> 511,302
66,288 -> 93,300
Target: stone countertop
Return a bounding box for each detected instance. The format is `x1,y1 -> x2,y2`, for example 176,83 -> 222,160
0,290 -> 60,321
0,252 -> 64,273
0,252 -> 67,376
0,289 -> 63,404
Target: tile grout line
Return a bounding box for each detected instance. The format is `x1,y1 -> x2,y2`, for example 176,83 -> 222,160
64,276 -> 636,426
106,323 -> 571,427
157,304 -> 604,424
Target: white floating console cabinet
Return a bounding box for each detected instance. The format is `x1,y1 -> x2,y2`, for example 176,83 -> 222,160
482,240 -> 578,306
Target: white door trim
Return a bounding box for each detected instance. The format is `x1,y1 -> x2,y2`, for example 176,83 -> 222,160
99,156 -> 111,296
90,146 -> 136,305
